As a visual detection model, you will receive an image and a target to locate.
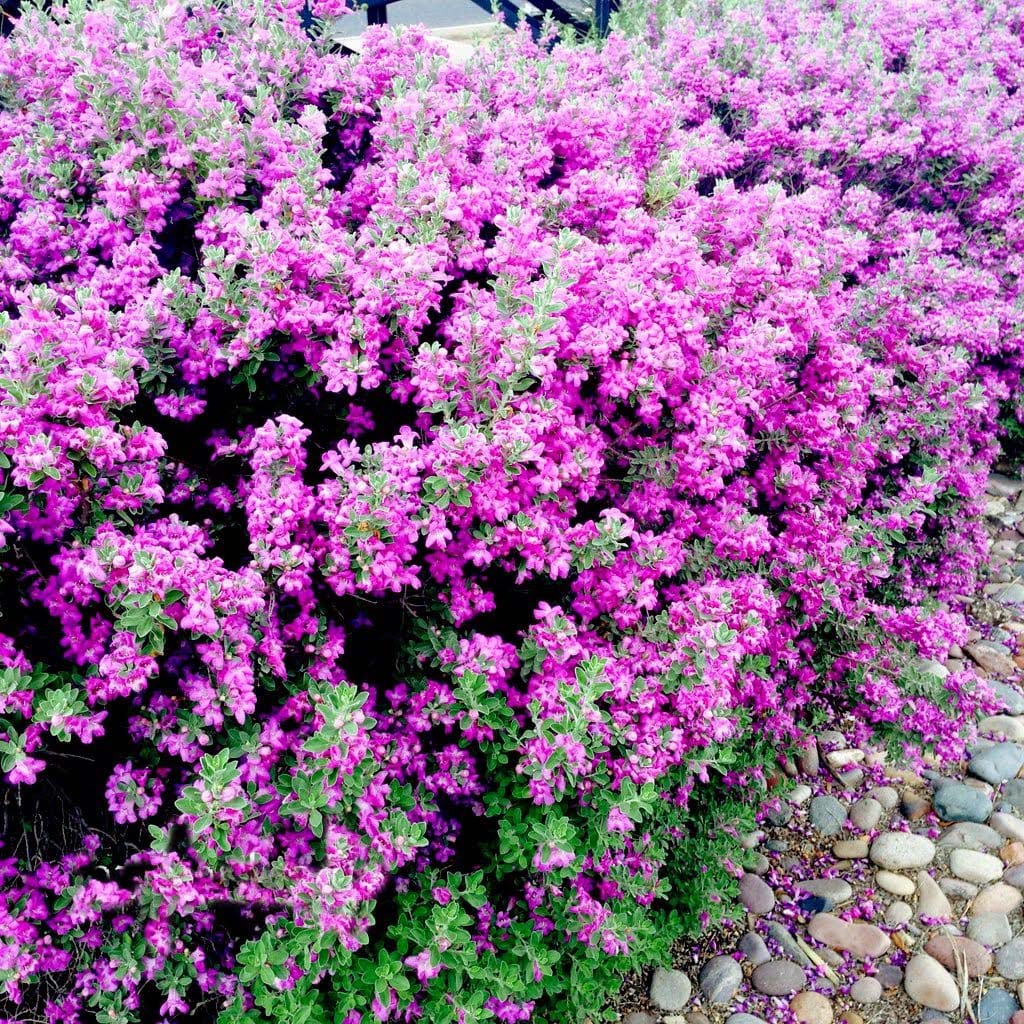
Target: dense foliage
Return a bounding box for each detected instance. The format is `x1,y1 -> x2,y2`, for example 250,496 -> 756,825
0,0 -> 1022,1021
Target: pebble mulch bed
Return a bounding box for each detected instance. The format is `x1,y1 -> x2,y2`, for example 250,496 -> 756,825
616,472 -> 1024,1024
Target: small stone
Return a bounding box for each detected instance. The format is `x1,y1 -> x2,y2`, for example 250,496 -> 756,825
751,959 -> 806,996
904,953 -> 961,1012
725,1016 -> 766,1024
886,901 -> 913,927
940,877 -> 979,899
1013,1012 -> 1024,1024
810,795 -> 847,836
739,873 -> 775,916
924,934 -> 993,977
739,831 -> 764,850
749,852 -> 771,874
994,584 -> 1024,606
938,822 -> 1003,850
876,870 -> 916,896
839,1015 -> 865,1024
790,991 -> 833,1024
849,977 -> 882,1004
933,781 -> 993,823
766,801 -> 794,827
766,921 -> 813,966
833,839 -> 869,859
1004,842 -> 1024,866
967,642 -> 1018,678
974,883 -> 1024,915
877,963 -> 904,988
849,796 -> 883,831
987,474 -> 1024,497
686,1015 -> 712,1024
920,658 -> 950,678
998,937 -> 1024,981
623,1013 -> 657,1024
826,748 -> 864,769
739,931 -> 771,965
901,790 -> 932,821
795,878 -> 854,904
1004,779 -> 1024,814
798,739 -> 820,776
968,911 -> 1013,948
698,956 -> 742,1005
981,717 -> 1024,742
971,743 -> 1024,785
870,785 -> 899,810
650,968 -> 692,1012
790,784 -> 813,805
986,679 -> 1024,714
994,813 -> 1024,843
917,871 -> 953,921
807,913 -> 890,959
870,832 -> 936,870
976,988 -> 1020,1024
838,768 -> 864,789
951,848 -> 1005,884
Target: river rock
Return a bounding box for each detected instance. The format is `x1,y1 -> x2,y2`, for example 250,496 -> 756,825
939,822 -> 1003,850
766,921 -> 812,965
699,956 -> 742,1005
870,832 -> 936,870
967,642 -> 1018,678
751,959 -> 806,996
973,882 -> 1023,915
993,813 -> 1024,843
850,797 -> 883,831
977,988 -> 1020,1024
981,717 -> 1024,742
971,743 -> 1024,785
904,953 -> 960,1012
934,781 -> 994,823
924,934 -> 993,977
1003,780 -> 1024,814
650,968 -> 692,1011
986,679 -> 1024,714
807,913 -> 890,959
810,795 -> 847,836
739,931 -> 771,965
790,991 -> 833,1024
997,937 -> 1024,981
740,873 -> 775,915
968,911 -> 1013,948
877,870 -> 916,896
850,977 -> 882,1004
916,871 -> 953,921
951,848 -> 1005,884
833,838 -> 869,859
796,878 -> 854,904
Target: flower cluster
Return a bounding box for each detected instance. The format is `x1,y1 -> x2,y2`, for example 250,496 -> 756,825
0,0 -> 1022,1021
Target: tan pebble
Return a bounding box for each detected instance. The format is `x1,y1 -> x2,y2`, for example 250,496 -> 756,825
973,882 -> 1023,915
869,785 -> 899,810
839,1014 -> 865,1024
887,767 -> 926,787
790,991 -> 834,1024
876,870 -> 916,897
1003,841 -> 1024,866
833,839 -> 869,859
827,748 -> 865,769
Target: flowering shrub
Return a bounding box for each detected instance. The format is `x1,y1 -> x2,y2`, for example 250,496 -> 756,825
0,0 -> 1022,1021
